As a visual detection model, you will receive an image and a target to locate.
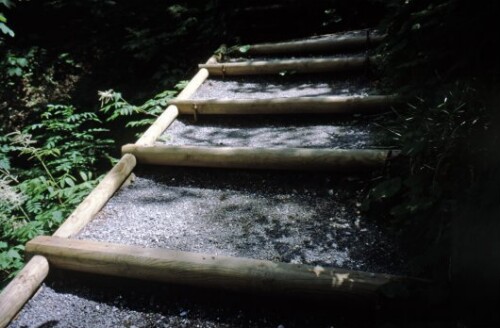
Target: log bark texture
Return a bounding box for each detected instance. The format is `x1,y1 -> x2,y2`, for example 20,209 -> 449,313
136,56 -> 216,145
247,32 -> 384,55
26,236 -> 414,302
171,95 -> 396,115
0,256 -> 49,328
53,154 -> 136,238
200,57 -> 368,76
122,144 -> 389,171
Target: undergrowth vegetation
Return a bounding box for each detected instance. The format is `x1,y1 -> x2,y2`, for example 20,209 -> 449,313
364,0 -> 499,281
0,104 -> 114,286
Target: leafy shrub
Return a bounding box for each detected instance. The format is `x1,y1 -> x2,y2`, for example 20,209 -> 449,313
0,104 -> 113,286
99,83 -> 185,138
365,0 -> 497,277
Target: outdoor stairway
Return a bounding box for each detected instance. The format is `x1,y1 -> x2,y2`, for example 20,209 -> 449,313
1,29 -> 427,328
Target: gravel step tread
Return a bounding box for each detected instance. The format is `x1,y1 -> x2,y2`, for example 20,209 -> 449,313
77,167 -> 405,275
160,115 -> 386,149
190,76 -> 378,100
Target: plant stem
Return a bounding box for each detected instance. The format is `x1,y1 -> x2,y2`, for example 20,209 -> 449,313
35,154 -> 63,205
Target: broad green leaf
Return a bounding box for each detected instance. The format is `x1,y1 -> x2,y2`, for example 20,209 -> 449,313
238,45 -> 251,53
7,67 -> 21,76
0,22 -> 14,37
16,57 -> 28,67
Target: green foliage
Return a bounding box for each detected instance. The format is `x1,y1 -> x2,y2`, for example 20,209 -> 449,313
0,104 -> 114,286
366,84 -> 488,222
99,88 -> 178,136
365,0 -> 498,278
0,0 -> 13,39
0,47 -> 86,131
377,0 -> 500,92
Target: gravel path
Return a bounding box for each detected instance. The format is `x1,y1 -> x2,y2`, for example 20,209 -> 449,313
180,76 -> 384,149
191,76 -> 378,100
9,35 -> 402,328
77,167 -> 405,274
10,167 -> 408,327
161,116 -> 385,149
10,271 -> 380,328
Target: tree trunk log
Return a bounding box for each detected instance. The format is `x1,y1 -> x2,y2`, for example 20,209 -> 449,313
247,32 -> 384,55
200,56 -> 369,76
122,144 -> 390,171
171,95 -> 396,115
26,236 -> 420,302
53,154 -> 136,238
0,256 -> 49,328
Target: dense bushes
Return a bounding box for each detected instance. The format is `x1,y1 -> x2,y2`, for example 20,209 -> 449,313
0,104 -> 114,286
364,0 -> 499,282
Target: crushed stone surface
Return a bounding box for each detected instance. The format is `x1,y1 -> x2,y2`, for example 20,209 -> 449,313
11,35 -> 403,328
162,115 -> 384,149
191,76 -> 378,100
77,167 -> 406,275
10,272 -> 381,328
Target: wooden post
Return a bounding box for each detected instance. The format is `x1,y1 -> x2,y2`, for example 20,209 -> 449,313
246,32 -> 385,55
170,95 -> 396,115
0,256 -> 49,328
200,57 -> 368,76
136,56 -> 216,146
26,236 -> 422,302
53,154 -> 136,238
122,144 -> 389,171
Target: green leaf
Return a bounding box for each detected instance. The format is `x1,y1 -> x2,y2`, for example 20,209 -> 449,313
174,80 -> 188,90
238,45 -> 251,53
16,57 -> 28,67
79,171 -> 88,181
0,22 -> 14,37
7,67 -> 22,76
64,177 -> 75,187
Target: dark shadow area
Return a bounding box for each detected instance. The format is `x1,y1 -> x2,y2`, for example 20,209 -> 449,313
11,270 -> 453,328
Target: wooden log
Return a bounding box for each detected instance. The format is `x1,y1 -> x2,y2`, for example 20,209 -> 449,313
136,56 -> 216,146
135,105 -> 180,146
0,256 -> 49,328
246,32 -> 385,55
200,56 -> 368,76
25,236 -> 419,302
171,95 -> 396,115
53,154 -> 136,238
122,144 -> 389,171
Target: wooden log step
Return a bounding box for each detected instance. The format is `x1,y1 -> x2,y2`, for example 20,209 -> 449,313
200,57 -> 369,76
0,256 -> 49,328
53,154 -> 136,238
170,95 -> 396,115
121,144 -> 390,171
25,236 -> 425,302
246,31 -> 384,55
136,56 -> 216,146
